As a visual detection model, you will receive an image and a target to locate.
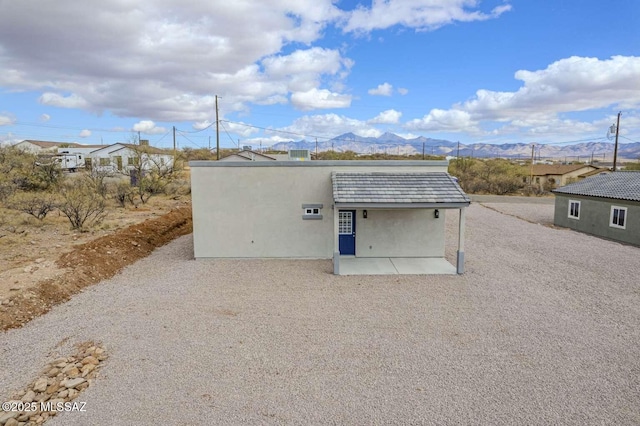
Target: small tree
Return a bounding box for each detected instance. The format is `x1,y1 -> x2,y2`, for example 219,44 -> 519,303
0,146 -> 64,199
113,182 -> 135,207
124,144 -> 181,204
6,192 -> 58,220
58,181 -> 107,230
82,168 -> 112,198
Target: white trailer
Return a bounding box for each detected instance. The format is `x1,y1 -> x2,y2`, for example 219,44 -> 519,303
36,153 -> 86,172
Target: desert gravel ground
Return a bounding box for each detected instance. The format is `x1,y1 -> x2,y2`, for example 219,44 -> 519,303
2,202 -> 640,425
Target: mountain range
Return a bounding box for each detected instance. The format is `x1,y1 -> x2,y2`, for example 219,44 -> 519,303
270,132 -> 640,161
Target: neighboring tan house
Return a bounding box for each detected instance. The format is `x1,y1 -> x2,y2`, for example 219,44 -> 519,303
219,150 -> 277,162
190,160 -> 471,275
578,168 -> 612,180
13,140 -> 80,153
553,172 -> 640,247
89,143 -> 174,173
524,164 -> 600,190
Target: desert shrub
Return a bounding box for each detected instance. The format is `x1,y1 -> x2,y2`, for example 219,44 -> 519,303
180,147 -> 216,161
623,161 -> 640,171
164,179 -> 190,197
0,146 -> 65,198
123,145 -> 182,204
58,181 -> 107,230
6,192 -> 58,220
449,158 -> 526,195
113,182 -> 135,207
83,169 -> 112,198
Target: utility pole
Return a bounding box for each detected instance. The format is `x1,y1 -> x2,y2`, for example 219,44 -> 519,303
591,150 -> 594,165
172,126 -> 176,162
422,142 -> 425,160
138,131 -> 141,144
215,95 -> 220,160
613,111 -> 621,172
315,138 -> 318,158
530,144 -> 535,186
208,136 -> 211,151
456,141 -> 460,159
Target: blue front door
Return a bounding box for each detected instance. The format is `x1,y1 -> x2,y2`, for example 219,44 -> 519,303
338,210 -> 356,255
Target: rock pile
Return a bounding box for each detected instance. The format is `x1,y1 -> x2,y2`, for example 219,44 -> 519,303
0,342 -> 107,425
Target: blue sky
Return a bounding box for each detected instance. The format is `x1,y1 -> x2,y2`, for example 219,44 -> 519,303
0,0 -> 639,150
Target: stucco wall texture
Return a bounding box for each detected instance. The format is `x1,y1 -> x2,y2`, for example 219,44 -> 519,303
190,161 -> 449,258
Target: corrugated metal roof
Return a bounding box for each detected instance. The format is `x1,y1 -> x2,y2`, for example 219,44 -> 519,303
553,172 -> 640,202
332,172 -> 470,204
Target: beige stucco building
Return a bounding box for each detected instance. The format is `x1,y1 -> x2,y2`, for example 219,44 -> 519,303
190,160 -> 470,275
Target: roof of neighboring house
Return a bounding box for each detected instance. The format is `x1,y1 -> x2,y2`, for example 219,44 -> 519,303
530,164 -> 597,176
91,143 -> 169,155
332,172 -> 470,205
220,150 -> 276,161
18,140 -> 80,148
553,172 -> 640,202
578,168 -> 610,178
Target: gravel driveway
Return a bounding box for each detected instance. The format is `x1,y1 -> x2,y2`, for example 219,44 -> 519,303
2,203 -> 640,425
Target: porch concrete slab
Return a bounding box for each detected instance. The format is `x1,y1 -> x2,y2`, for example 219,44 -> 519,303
339,257 -> 456,275
390,257 -> 457,275
339,257 -> 399,275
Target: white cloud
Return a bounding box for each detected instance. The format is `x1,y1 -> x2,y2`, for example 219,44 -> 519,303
406,55 -> 640,137
222,121 -> 260,138
291,88 -> 352,110
397,88 -> 409,95
79,129 -> 91,138
193,120 -> 213,131
406,109 -> 479,133
38,93 -> 88,109
369,109 -> 402,124
462,56 -> 640,120
0,0 -> 350,120
0,0 -> 515,122
343,0 -> 512,33
368,83 -> 393,96
0,115 -> 15,126
132,120 -> 167,134
39,113 -> 50,122
283,113 -> 382,138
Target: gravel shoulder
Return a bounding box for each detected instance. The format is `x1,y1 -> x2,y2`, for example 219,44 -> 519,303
2,203 -> 640,425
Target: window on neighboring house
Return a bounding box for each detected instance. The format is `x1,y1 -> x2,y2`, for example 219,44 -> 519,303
304,208 -> 320,215
99,158 -> 110,166
535,177 -> 540,183
127,157 -> 134,166
610,206 -> 627,229
568,200 -> 580,219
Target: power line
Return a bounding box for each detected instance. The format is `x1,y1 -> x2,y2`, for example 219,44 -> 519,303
175,130 -> 204,148
219,120 -> 238,148
175,121 -> 215,133
620,135 -> 640,143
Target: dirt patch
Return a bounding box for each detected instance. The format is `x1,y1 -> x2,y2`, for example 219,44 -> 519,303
0,206 -> 192,331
